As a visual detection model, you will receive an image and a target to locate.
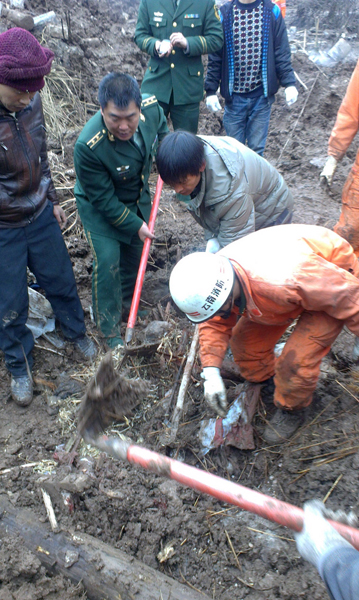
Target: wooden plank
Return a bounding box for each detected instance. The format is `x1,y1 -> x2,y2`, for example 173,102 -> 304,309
0,497 -> 210,600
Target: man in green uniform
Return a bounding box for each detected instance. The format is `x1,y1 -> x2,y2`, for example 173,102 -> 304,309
134,0 -> 223,134
74,73 -> 168,348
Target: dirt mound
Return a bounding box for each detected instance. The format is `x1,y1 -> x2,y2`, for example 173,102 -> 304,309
291,0 -> 359,31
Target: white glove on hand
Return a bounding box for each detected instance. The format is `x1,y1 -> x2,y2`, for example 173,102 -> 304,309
295,500 -> 352,571
320,155 -> 338,186
206,238 -> 221,254
285,85 -> 298,106
201,367 -> 227,417
206,95 -> 221,113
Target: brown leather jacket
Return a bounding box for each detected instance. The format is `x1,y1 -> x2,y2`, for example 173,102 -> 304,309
0,92 -> 58,228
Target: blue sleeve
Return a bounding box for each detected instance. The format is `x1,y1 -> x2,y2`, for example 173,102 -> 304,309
319,546 -> 359,600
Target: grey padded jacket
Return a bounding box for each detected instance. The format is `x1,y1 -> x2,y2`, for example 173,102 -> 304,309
188,135 -> 293,248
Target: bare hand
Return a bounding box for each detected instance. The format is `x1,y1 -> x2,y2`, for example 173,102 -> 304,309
138,222 -> 155,242
53,204 -> 67,229
170,32 -> 188,49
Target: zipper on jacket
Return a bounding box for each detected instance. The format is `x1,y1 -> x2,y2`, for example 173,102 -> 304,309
14,114 -> 34,194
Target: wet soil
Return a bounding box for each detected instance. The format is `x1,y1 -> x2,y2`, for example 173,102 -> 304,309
1,1 -> 359,599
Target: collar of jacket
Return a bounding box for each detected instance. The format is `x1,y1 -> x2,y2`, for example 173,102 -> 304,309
158,0 -> 194,17
102,118 -> 143,146
188,173 -> 205,209
0,100 -> 34,118
221,0 -> 274,18
230,258 -> 262,317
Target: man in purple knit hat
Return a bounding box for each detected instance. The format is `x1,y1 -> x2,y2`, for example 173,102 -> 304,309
0,28 -> 97,407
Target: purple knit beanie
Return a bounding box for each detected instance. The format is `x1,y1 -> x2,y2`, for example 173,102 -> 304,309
0,28 -> 54,92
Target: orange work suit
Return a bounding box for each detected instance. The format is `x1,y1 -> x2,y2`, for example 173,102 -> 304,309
329,59 -> 359,255
198,224 -> 359,410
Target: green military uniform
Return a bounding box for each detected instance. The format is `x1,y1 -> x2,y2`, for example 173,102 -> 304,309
135,0 -> 223,132
74,94 -> 168,348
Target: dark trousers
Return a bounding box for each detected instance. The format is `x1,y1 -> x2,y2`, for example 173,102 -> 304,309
159,96 -> 199,203
158,98 -> 199,134
0,203 -> 85,376
85,229 -> 143,348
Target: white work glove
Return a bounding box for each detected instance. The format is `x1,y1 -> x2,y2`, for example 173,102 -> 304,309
295,500 -> 352,571
320,155 -> 338,186
201,367 -> 227,417
206,95 -> 221,113
285,85 -> 298,106
206,238 -> 221,254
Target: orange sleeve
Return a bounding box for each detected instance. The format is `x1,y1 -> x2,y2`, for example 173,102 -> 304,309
198,312 -> 238,368
296,253 -> 359,336
328,59 -> 359,161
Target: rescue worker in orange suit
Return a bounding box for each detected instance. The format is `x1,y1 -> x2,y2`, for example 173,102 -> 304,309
169,224 -> 359,445
321,59 -> 359,257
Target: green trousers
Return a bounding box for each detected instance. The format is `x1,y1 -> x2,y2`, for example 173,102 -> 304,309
158,99 -> 199,134
85,229 -> 143,348
158,98 -> 199,204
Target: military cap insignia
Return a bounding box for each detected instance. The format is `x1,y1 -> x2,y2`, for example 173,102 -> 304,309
87,129 -> 106,149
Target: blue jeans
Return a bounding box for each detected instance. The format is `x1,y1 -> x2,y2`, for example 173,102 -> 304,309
0,203 -> 85,376
223,94 -> 275,156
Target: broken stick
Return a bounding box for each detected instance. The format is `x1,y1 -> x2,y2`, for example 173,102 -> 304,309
168,325 -> 200,441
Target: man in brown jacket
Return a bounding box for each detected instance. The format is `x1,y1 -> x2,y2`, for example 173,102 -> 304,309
0,28 -> 96,407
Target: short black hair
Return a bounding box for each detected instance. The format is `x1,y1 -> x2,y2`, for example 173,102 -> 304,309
156,131 -> 205,185
98,73 -> 141,110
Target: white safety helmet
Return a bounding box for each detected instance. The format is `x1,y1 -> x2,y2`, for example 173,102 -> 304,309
169,252 -> 234,323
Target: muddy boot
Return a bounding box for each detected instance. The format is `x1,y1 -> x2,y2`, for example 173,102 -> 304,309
73,335 -> 98,360
263,408 -> 306,445
11,375 -> 33,407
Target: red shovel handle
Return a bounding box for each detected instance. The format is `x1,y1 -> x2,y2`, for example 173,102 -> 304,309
125,176 -> 163,344
91,435 -> 359,550
127,444 -> 359,547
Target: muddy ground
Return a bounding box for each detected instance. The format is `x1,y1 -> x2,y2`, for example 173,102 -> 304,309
1,1 -> 359,599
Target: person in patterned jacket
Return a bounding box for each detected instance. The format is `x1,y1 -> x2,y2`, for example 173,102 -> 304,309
205,0 -> 297,156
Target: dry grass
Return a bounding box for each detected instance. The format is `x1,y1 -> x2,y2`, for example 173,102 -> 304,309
40,64 -> 97,234
42,64 -> 94,149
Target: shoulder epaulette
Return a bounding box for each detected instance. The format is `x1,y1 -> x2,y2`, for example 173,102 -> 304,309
86,128 -> 106,150
141,95 -> 158,109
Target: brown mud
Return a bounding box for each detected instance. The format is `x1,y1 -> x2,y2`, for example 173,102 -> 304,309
1,1 -> 359,599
